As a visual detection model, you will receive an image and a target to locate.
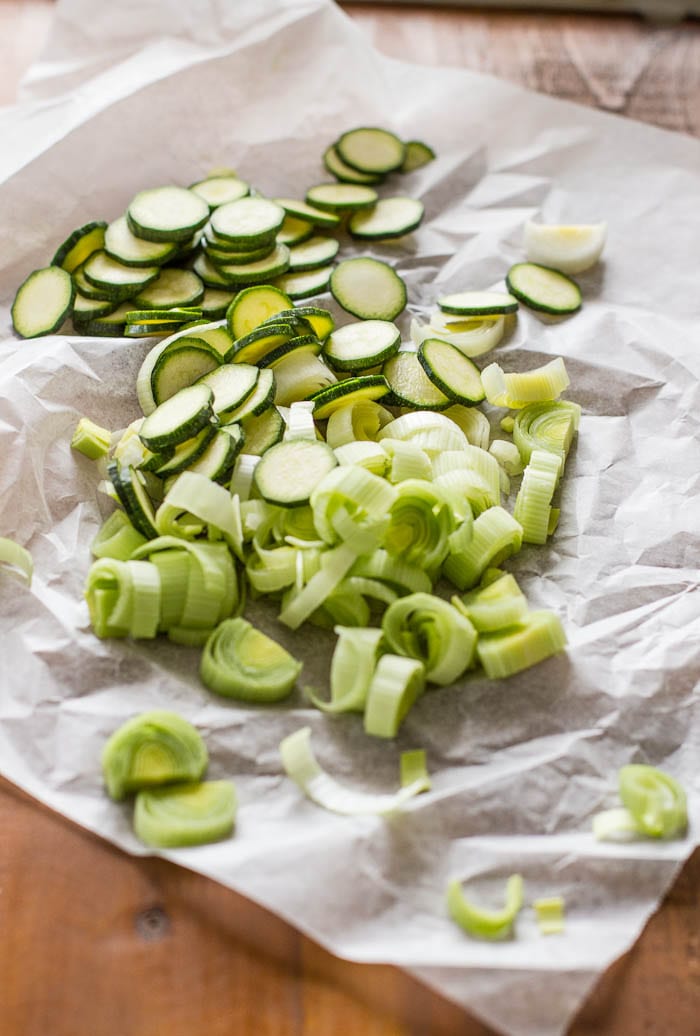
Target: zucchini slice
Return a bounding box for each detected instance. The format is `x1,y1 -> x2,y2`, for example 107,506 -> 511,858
72,264 -> 121,301
228,322 -> 296,365
273,267 -> 332,300
417,338 -> 485,406
277,214 -> 315,247
73,293 -> 118,320
210,197 -> 285,247
288,235 -> 339,271
215,243 -> 290,285
309,374 -> 390,419
73,301 -> 135,337
189,176 -> 250,209
197,363 -> 259,420
199,288 -> 236,320
437,290 -> 519,316
336,127 -> 406,175
83,251 -> 159,296
323,319 -> 400,372
203,238 -> 275,266
127,186 -> 210,243
52,221 -> 107,273
153,425 -> 217,477
227,284 -> 293,339
400,140 -> 435,173
273,198 -> 341,229
253,439 -> 337,507
193,253 -> 233,288
139,383 -> 215,451
330,258 -> 406,320
506,262 -> 582,315
11,266 -> 75,339
323,144 -> 383,185
186,427 -> 244,482
258,334 -> 322,369
289,306 -> 334,341
151,336 -> 222,405
349,197 -> 424,240
104,215 -> 177,267
305,183 -> 378,213
108,462 -> 158,538
133,268 -> 205,309
222,367 -> 275,421
238,406 -> 285,456
383,351 -> 451,410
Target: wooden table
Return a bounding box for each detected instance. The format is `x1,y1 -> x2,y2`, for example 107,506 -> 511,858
1,3 -> 699,1034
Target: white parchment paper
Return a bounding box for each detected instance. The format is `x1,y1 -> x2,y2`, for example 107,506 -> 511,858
1,2 -> 699,1034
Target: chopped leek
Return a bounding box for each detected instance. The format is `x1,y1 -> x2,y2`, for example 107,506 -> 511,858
134,779 -> 236,848
447,874 -> 524,941
513,449 -> 562,545
533,896 -> 565,935
443,506 -> 523,591
618,764 -> 687,839
513,400 -> 580,466
280,726 -> 430,815
452,571 -> 528,632
306,626 -> 383,713
71,417 -> 113,460
476,609 -> 567,678
382,592 -> 477,686
91,510 -> 147,561
0,536 -> 33,587
383,479 -> 454,573
101,710 -> 208,801
364,654 -> 425,738
481,357 -> 570,409
201,616 -> 302,702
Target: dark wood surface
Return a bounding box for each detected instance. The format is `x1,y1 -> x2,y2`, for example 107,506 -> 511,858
2,3 -> 699,1035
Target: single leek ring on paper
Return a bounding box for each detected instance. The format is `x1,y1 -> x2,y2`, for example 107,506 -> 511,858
446,874 -> 524,941
306,626 -> 384,714
280,727 -> 430,815
475,610 -> 567,679
200,617 -> 302,702
481,357 -> 570,409
452,570 -> 529,633
134,779 -> 236,848
382,592 -> 477,686
101,710 -> 208,801
619,764 -> 687,839
71,416 -> 113,460
363,653 -> 426,738
533,896 -> 566,935
0,536 -> 33,587
512,400 -> 581,466
382,479 -> 454,573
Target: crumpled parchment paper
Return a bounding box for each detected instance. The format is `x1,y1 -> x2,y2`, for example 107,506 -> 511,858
1,2 -> 699,1035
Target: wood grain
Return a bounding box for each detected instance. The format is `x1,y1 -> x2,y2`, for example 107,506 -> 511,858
1,3 -> 699,1036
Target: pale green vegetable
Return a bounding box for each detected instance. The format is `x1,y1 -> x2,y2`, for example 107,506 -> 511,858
383,479 -> 454,574
201,617 -> 302,702
382,592 -> 476,685
443,506 -> 523,591
306,626 -> 384,713
512,400 -> 580,466
102,710 -> 208,801
71,416 -> 113,460
91,510 -> 147,561
481,357 -> 570,409
533,896 -> 565,935
513,449 -> 562,545
447,874 -> 524,941
476,610 -> 567,678
452,570 -> 528,632
134,779 -> 236,848
0,536 -> 33,587
364,654 -> 425,738
618,764 -> 687,839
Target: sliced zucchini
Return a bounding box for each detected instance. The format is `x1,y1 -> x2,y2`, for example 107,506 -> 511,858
52,221 -> 107,273
288,235 -> 339,271
151,337 -> 222,405
83,251 -> 159,296
189,176 -> 249,209
437,290 -> 519,316
323,144 -> 383,185
137,323 -> 232,415
104,215 -> 177,267
125,321 -> 188,338
73,301 -> 135,337
228,322 -> 296,365
133,268 -> 204,309
330,258 -> 406,320
203,239 -> 275,266
127,186 -> 210,243
197,363 -> 259,420
186,427 -> 244,481
216,243 -> 290,285
383,351 -> 451,410
210,197 -> 285,247
277,214 -> 315,246
153,425 -> 217,477
200,288 -> 236,320
139,383 -> 215,451
72,264 -> 123,301
11,267 -> 75,339
417,338 -> 485,406
349,197 -> 424,240
73,293 -> 118,320
506,262 -> 582,315
258,334 -> 322,369
126,307 -> 202,324
323,319 -> 400,372
400,140 -> 435,173
238,407 -> 285,456
108,462 -> 158,538
193,253 -> 233,288
273,198 -> 341,229
253,439 -> 337,507
336,127 -> 406,175
287,306 -> 334,341
273,267 -> 332,300
222,367 -> 275,421
259,309 -> 315,336
309,374 -> 390,419
305,183 -> 378,213
227,284 -> 293,339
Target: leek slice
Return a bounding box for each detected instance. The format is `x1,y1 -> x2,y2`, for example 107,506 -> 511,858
382,592 -> 477,686
91,510 -> 147,561
284,400 -> 317,441
410,314 -> 505,358
0,536 -> 33,587
452,571 -> 528,632
310,465 -> 397,546
618,764 -> 687,839
513,400 -> 581,466
71,417 -> 113,460
134,779 -> 236,848
306,626 -> 383,714
350,549 -> 432,595
592,807 -> 641,842
156,471 -> 240,546
481,358 -> 570,409
379,438 -> 432,483
447,874 -> 524,941
533,896 -> 565,935
513,449 -> 562,545
85,557 -> 161,639
280,727 -> 430,815
383,479 -> 454,574
476,609 -> 566,678
364,654 -> 425,738
489,440 -> 523,477
378,411 -> 469,457
101,710 -> 208,801
333,440 -> 388,475
201,617 -> 301,702
443,506 -> 523,591
326,400 -> 392,448
443,405 -> 491,450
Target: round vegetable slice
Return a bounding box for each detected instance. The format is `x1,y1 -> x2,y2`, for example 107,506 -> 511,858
11,266 -> 75,339
227,284 -> 293,339
253,438 -> 338,506
51,221 -> 107,273
210,197 -> 285,247
274,267 -> 333,300
330,258 -> 406,320
201,617 -> 302,701
506,262 -> 582,315
134,780 -> 236,847
400,140 -> 435,173
305,183 -> 378,212
104,215 -> 177,267
189,175 -> 250,208
134,268 -> 204,309
288,235 -> 339,272
323,144 -> 383,185
101,710 -> 208,801
127,186 -> 210,242
309,375 -> 390,420
437,290 -> 519,316
336,127 -> 406,174
523,220 -> 607,275
349,197 -> 424,240
323,319 -> 400,372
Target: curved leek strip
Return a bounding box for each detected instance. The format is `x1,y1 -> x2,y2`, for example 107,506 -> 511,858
156,471 -> 240,549
618,764 -> 687,839
410,314 -> 505,358
447,874 -> 524,941
489,439 -> 523,476
0,536 -> 33,587
326,400 -> 392,449
432,472 -> 477,525
283,400 -> 317,441
201,617 -> 301,702
364,654 -> 425,738
246,544 -> 299,594
101,710 -> 208,801
379,438 -> 432,483
443,507 -> 523,591
443,405 -> 491,450
307,626 -> 384,713
592,807 -> 641,842
383,479 -> 454,574
282,505 -> 322,547
377,411 -> 469,456
333,439 -> 388,475
481,358 -> 570,409
71,417 -> 112,460
500,415 -> 515,434
134,779 -> 236,848
311,584 -> 371,629
85,557 -> 160,639
452,571 -> 528,632
310,465 -> 397,546
513,449 -> 562,545
433,446 -> 501,515
91,510 -> 147,561
382,592 -> 477,686
167,626 -> 216,647
533,897 -> 565,936
230,453 -> 260,501
512,400 -> 581,466
342,576 -> 398,607
280,727 -> 430,815
350,549 -> 432,595
476,609 -> 566,678
112,419 -> 148,468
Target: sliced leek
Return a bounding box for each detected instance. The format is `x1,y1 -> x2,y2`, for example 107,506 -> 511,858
306,626 -> 383,713
512,400 -> 581,466
443,507 -> 523,591
382,592 -> 476,686
101,710 -> 208,801
71,417 -> 113,460
447,874 -> 524,941
618,764 -> 687,839
201,617 -> 302,702
453,571 -> 528,632
476,610 -> 566,678
0,536 -> 34,587
134,779 -> 236,848
533,896 -> 565,935
383,479 -> 454,573
481,357 -> 570,409
363,654 -> 425,738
